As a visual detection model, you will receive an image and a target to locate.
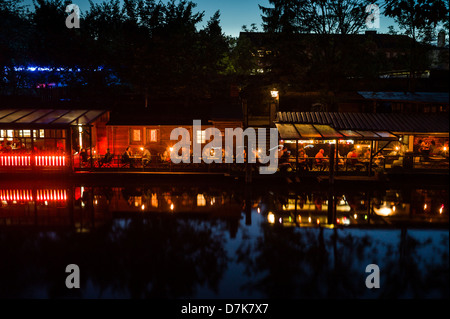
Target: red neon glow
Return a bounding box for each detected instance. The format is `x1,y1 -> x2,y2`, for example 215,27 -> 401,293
0,189 -> 66,202
0,155 -> 66,167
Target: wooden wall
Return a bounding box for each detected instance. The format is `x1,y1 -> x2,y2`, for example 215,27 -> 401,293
106,121 -> 243,157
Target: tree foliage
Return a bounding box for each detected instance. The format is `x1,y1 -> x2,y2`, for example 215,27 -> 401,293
0,0 -> 251,107
384,0 -> 449,43
383,0 -> 449,91
260,0 -> 373,35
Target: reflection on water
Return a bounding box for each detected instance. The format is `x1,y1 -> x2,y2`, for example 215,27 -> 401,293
0,180 -> 448,298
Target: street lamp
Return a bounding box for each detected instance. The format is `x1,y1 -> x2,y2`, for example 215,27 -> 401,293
270,89 -> 279,127
270,89 -> 279,99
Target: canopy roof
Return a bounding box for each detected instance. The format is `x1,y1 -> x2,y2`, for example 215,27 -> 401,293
275,111 -> 449,140
276,111 -> 449,133
0,109 -> 108,129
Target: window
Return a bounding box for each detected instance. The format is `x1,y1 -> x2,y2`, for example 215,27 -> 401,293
196,130 -> 206,144
130,128 -> 143,144
146,129 -> 158,142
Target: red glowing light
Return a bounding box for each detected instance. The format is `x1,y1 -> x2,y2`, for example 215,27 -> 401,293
1,155 -> 66,167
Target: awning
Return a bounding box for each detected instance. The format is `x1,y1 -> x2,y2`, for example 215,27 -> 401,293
275,123 -> 300,139
276,111 -> 449,134
0,109 -> 108,128
276,123 -> 398,141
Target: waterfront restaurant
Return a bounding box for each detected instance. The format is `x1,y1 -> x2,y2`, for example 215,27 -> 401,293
0,108 -> 109,172
275,112 -> 449,174
101,105 -> 243,168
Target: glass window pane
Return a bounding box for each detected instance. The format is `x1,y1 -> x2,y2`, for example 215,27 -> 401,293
356,131 -> 380,138
313,125 -> 343,139
374,131 -> 398,140
338,130 -> 363,139
294,124 -> 322,139
275,124 -> 300,140
15,109 -> 53,124
35,110 -> 70,124
0,109 -> 35,123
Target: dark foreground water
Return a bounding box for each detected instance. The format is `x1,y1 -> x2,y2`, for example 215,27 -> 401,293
0,177 -> 448,299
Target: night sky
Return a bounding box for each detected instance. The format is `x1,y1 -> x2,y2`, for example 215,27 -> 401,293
21,0 -> 395,37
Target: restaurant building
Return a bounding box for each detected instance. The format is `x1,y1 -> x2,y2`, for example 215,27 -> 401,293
275,111 -> 449,174
0,108 -> 109,172
102,104 -> 243,167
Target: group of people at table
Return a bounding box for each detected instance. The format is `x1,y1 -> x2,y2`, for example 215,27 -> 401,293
78,146 -> 166,168
279,146 -> 374,171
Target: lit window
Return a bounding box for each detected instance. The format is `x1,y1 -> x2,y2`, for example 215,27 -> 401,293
197,194 -> 206,207
23,130 -> 31,137
147,129 -> 158,142
39,129 -> 45,138
196,130 -> 206,144
130,128 -> 142,144
133,130 -> 141,141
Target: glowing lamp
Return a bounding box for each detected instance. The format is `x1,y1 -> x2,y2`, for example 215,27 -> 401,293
267,212 -> 275,224
270,90 -> 279,98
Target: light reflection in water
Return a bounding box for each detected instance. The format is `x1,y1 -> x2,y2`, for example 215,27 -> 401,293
0,181 -> 448,298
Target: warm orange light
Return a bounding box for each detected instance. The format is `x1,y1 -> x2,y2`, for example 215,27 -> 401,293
270,90 -> 279,98
267,212 -> 275,224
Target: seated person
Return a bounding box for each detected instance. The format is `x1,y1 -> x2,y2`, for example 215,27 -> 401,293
100,148 -> 113,167
142,148 -> 151,166
79,148 -> 89,165
335,151 -> 344,166
3,142 -> 12,153
121,146 -> 133,167
419,140 -> 431,160
315,149 -> 328,170
298,149 -> 308,170
374,154 -> 384,167
363,148 -> 371,160
346,149 -> 359,167
279,149 -> 292,172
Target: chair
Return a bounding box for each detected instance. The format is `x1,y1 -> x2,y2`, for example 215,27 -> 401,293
315,158 -> 328,171
121,153 -> 132,168
99,153 -> 114,168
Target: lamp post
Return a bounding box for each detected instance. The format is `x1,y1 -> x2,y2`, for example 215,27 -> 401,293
270,89 -> 279,127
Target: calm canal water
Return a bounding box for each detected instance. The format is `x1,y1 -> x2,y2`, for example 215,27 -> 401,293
0,176 -> 448,299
